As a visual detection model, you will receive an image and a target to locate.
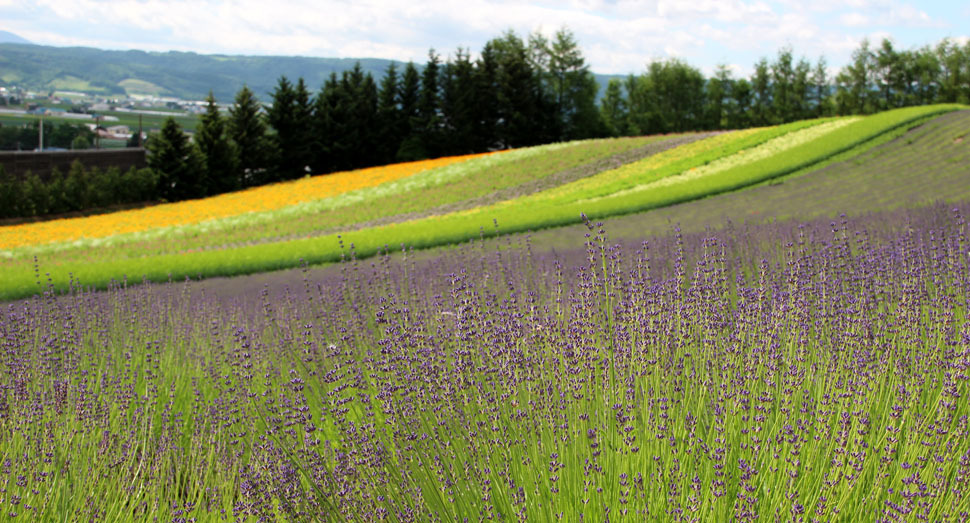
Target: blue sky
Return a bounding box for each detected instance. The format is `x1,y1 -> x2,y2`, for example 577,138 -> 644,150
0,0 -> 967,76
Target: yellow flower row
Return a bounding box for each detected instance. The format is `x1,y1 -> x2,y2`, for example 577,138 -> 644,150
1,152 -> 497,251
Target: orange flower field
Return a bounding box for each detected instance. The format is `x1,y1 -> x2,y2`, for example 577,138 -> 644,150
1,152 -> 496,251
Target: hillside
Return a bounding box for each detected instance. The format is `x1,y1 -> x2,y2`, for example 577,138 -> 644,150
0,42 -> 622,101
0,30 -> 30,44
0,105 -> 966,301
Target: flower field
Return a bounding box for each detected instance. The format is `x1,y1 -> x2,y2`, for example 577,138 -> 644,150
3,201 -> 969,520
0,152 -> 497,251
0,135 -> 666,263
0,104 -> 961,302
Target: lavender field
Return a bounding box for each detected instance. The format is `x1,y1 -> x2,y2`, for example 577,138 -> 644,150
3,202 -> 970,521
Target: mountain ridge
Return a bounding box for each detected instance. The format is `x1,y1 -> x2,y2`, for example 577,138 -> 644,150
0,31 -> 31,45
0,41 -> 621,102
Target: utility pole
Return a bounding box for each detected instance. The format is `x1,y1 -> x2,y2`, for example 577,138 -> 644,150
38,115 -> 43,151
95,115 -> 101,149
138,114 -> 143,147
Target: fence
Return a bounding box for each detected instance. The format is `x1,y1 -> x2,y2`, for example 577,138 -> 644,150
0,148 -> 148,181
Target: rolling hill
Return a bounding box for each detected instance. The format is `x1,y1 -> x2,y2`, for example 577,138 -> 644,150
0,41 -> 622,101
0,104 -> 966,301
0,30 -> 31,45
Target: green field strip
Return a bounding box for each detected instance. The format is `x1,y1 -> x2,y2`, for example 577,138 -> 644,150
531,117 -> 837,205
748,109 -> 969,189
1,135 -> 667,262
586,109 -> 970,245
1,104 -> 963,301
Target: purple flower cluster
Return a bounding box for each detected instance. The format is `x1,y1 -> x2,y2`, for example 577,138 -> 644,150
1,202 -> 969,521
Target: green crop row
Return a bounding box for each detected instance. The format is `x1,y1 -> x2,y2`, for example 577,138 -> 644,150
536,117 -> 836,204
1,105 -> 962,301
4,136 -> 660,264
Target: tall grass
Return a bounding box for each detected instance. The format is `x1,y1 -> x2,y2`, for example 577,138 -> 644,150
3,202 -> 969,520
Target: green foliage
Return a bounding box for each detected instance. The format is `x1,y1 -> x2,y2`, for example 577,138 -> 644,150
22,172 -> 48,215
228,85 -> 271,186
195,91 -> 240,194
266,77 -> 314,180
312,64 -> 381,171
413,50 -> 443,158
0,159 -> 159,219
626,59 -> 707,134
375,63 -> 404,165
146,117 -> 206,200
0,164 -> 24,217
538,28 -> 603,140
599,79 -> 627,136
491,31 -> 552,148
439,48 -> 478,155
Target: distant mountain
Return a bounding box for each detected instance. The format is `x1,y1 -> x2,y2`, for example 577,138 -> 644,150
0,31 -> 31,44
0,42 -> 401,102
0,42 -> 622,102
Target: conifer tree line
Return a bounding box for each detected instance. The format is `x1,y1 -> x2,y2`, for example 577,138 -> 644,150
144,32 -> 969,203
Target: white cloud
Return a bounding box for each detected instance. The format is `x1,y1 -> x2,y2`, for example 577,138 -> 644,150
0,0 -> 962,75
840,12 -> 870,27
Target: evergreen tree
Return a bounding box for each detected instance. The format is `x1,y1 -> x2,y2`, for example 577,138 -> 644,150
810,57 -> 830,117
628,59 -> 706,134
146,117 -> 205,201
348,65 -> 380,168
195,91 -> 239,195
440,48 -> 478,154
472,44 -> 501,150
395,62 -> 422,161
936,38 -> 968,103
490,31 -> 549,148
312,73 -> 343,173
835,38 -> 877,114
334,64 -> 378,169
706,65 -> 732,130
793,57 -> 812,120
228,85 -> 271,186
599,78 -> 627,136
771,47 -> 795,123
314,64 -> 378,171
751,58 -> 772,125
416,50 -> 443,158
543,27 -> 602,140
267,75 -> 296,181
267,76 -> 313,179
292,78 -> 315,176
728,78 -> 753,129
376,63 -> 403,165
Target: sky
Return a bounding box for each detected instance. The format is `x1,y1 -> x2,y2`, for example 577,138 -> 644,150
1,0 -> 968,76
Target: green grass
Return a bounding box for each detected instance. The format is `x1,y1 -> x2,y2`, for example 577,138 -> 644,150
0,104 -> 964,301
0,135 -> 672,263
119,78 -> 170,96
47,75 -> 107,93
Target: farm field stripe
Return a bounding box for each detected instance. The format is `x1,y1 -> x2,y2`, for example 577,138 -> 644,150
0,105 -> 962,301
318,132 -> 722,235
591,117 -> 862,202
0,136 -> 669,269
532,117 -> 836,205
0,138 -> 636,258
0,151 -> 499,250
